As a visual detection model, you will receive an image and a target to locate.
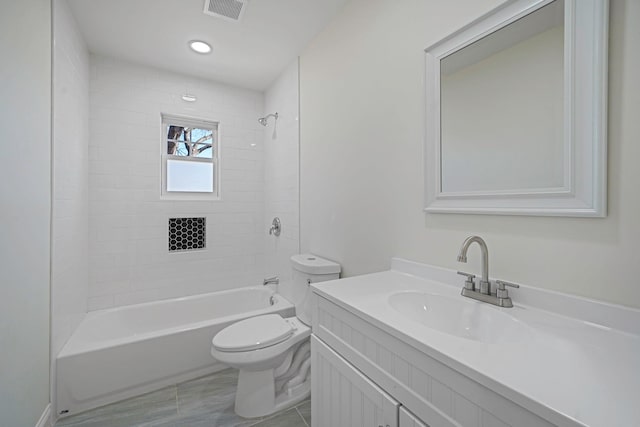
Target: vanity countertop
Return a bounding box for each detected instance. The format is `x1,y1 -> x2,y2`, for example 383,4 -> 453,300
311,259 -> 640,427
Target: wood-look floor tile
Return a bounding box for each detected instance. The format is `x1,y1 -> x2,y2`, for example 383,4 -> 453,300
54,369 -> 308,427
56,386 -> 178,427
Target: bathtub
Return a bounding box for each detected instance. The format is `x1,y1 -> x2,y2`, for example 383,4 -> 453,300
56,286 -> 294,417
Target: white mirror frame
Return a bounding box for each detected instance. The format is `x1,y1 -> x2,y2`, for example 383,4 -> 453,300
424,0 -> 608,217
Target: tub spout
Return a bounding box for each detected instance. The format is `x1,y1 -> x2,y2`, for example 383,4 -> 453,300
263,276 -> 279,286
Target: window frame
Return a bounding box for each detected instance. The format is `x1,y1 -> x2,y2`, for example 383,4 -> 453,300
160,113 -> 221,200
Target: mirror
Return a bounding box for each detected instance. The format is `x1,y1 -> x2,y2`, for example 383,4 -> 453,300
441,1 -> 564,193
424,0 -> 608,217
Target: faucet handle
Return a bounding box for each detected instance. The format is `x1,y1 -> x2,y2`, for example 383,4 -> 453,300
495,280 -> 520,299
457,271 -> 476,290
495,280 -> 520,289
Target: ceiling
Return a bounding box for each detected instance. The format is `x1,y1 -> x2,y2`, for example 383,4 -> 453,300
67,0 -> 348,91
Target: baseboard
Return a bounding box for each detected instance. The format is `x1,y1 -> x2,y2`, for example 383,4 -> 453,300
35,404 -> 51,427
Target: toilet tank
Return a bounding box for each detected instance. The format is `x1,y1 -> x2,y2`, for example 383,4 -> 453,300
290,254 -> 341,326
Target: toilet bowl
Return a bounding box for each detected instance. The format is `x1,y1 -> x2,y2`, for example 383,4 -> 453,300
210,254 -> 340,419
211,315 -> 311,418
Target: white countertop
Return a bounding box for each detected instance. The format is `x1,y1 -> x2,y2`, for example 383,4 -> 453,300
311,259 -> 640,427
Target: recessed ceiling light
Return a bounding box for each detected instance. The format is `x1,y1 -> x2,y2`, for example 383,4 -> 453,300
189,40 -> 212,54
181,94 -> 197,102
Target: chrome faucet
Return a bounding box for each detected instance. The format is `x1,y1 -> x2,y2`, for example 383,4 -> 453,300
457,235 -> 490,294
457,235 -> 519,308
263,276 -> 279,286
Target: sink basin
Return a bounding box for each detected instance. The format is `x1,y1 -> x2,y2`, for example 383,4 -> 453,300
388,291 -> 529,344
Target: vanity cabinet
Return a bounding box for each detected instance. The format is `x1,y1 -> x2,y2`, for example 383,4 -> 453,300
311,293 -> 556,427
312,334 -> 430,427
311,335 -> 400,427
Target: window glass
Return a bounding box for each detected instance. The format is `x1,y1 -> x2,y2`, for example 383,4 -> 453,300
162,115 -> 218,197
166,160 -> 214,193
166,126 -> 214,157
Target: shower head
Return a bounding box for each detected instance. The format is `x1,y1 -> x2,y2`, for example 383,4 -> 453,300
258,112 -> 278,126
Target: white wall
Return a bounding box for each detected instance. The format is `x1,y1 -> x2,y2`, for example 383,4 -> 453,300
52,0 -> 89,363
88,56 -> 265,310
262,60 -> 301,301
300,0 -> 640,308
0,1 -> 52,425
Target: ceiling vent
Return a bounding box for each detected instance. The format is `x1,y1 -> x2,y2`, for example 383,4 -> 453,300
203,0 -> 247,22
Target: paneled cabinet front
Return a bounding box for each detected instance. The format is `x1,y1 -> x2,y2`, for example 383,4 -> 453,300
311,336 -> 400,427
400,407 -> 429,427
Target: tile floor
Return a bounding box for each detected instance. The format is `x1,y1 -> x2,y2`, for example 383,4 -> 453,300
55,369 -> 310,427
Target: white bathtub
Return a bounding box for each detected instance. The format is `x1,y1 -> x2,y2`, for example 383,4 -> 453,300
56,286 -> 294,417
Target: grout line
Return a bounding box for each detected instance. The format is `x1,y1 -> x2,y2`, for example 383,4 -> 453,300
174,385 -> 179,415
254,410 -> 279,425
296,407 -> 310,427
249,405 -> 301,427
248,416 -> 264,426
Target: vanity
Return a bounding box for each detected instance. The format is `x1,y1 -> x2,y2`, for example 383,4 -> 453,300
310,258 -> 640,427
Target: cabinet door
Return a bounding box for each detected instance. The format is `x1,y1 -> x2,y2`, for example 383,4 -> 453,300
312,335 -> 399,427
400,407 -> 428,427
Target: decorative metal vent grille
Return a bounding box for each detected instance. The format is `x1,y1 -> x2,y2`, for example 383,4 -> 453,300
203,0 -> 246,22
169,217 -> 206,252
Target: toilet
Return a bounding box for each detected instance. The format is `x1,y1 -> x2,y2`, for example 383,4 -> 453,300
210,254 -> 341,418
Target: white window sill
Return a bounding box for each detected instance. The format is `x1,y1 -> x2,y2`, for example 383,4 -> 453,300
160,193 -> 221,202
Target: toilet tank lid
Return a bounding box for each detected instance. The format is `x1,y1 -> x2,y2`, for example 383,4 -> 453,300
291,254 -> 341,275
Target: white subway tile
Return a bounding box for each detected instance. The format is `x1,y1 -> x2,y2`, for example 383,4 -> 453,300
87,295 -> 115,311
84,56 -> 298,311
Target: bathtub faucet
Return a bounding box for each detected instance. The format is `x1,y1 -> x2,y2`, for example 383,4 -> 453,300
263,276 -> 279,286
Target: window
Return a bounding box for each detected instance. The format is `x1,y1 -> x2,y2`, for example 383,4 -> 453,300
161,114 -> 219,199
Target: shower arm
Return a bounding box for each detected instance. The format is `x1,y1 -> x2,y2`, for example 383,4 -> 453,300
258,112 -> 279,126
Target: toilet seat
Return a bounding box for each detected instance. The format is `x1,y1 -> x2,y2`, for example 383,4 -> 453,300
212,314 -> 294,352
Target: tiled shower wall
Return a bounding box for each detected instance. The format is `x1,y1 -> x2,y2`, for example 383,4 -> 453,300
52,0 -> 89,356
88,55 -> 265,310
